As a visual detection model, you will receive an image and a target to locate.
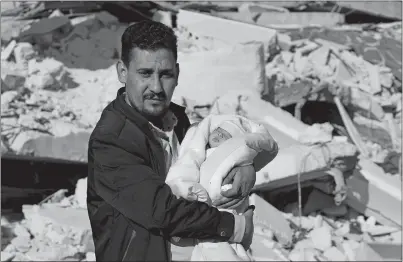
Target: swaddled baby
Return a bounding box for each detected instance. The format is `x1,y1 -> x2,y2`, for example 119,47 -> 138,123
167,115 -> 278,261
187,120 -> 251,206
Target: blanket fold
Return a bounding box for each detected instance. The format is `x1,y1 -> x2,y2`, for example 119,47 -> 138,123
166,114 -> 278,261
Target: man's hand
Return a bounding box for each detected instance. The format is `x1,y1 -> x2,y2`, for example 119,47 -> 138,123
213,165 -> 256,208
241,206 -> 254,250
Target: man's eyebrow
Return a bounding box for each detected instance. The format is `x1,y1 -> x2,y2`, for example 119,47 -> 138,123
159,69 -> 174,74
136,68 -> 153,72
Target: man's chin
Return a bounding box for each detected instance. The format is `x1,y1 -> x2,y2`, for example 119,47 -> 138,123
144,104 -> 168,118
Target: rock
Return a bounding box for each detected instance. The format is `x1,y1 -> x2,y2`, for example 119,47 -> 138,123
390,231 -> 402,243
289,247 -> 318,261
293,239 -> 315,251
1,251 -> 15,261
322,204 -> 348,217
19,16 -> 72,49
26,58 -> 68,90
334,222 -> 350,237
309,226 -> 332,251
1,90 -> 18,108
323,246 -> 348,261
250,194 -> 293,246
346,207 -> 360,221
13,224 -> 31,238
10,131 -> 44,153
13,42 -> 35,67
23,204 -> 92,245
20,131 -> 90,161
25,245 -> 79,260
11,236 -> 31,253
86,252 -> 96,261
95,11 -> 119,27
365,216 -> 377,227
303,189 -> 335,215
2,74 -> 26,93
75,178 -> 87,209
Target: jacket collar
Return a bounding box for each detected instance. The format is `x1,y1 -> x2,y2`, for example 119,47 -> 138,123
113,87 -> 186,131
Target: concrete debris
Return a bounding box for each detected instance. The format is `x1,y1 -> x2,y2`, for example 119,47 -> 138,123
1,5 -> 401,262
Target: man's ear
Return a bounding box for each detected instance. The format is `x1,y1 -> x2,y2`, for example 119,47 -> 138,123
175,63 -> 180,86
116,60 -> 128,84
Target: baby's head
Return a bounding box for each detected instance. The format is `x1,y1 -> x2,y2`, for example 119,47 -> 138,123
208,120 -> 246,148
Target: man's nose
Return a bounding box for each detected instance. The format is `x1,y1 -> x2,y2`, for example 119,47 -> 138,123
149,75 -> 163,93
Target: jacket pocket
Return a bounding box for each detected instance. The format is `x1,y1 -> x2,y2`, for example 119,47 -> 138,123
122,230 -> 136,261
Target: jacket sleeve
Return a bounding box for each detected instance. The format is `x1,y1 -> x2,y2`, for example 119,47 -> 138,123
89,134 -> 235,240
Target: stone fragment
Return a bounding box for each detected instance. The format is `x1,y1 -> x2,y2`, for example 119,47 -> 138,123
1,91 -> 18,108
309,226 -> 332,251
1,251 -> 15,261
322,204 -> 348,217
86,252 -> 96,261
323,246 -> 348,261
75,178 -> 88,209
13,42 -> 35,66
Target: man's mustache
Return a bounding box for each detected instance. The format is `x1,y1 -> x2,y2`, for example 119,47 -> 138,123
144,93 -> 166,101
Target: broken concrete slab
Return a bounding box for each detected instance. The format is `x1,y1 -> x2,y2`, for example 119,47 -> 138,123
19,16 -> 73,48
1,40 -> 17,61
303,189 -> 336,215
250,232 -> 289,261
309,226 -> 332,251
19,131 -> 90,162
257,12 -> 345,27
249,194 -> 293,246
345,166 -> 402,228
173,43 -> 268,108
13,42 -> 35,67
176,9 -> 277,56
323,246 -> 348,261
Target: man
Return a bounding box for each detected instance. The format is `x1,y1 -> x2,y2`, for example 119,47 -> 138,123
87,20 -> 257,261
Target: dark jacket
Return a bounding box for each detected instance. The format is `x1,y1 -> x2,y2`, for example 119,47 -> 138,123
87,88 -> 235,261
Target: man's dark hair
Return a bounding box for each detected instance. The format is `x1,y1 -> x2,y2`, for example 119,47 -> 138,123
121,20 -> 178,67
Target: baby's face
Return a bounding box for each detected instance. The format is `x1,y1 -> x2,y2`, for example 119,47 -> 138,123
208,127 -> 232,148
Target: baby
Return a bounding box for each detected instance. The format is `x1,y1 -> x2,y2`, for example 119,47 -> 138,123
186,120 -> 250,205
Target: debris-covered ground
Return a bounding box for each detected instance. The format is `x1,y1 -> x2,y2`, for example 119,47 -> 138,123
1,1 -> 402,261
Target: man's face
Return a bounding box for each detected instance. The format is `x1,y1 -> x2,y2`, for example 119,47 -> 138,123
117,48 -> 179,118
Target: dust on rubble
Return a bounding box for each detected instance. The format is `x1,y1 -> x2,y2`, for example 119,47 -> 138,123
1,178 -> 94,261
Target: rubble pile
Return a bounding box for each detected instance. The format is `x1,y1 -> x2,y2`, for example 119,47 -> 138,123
266,35 -> 401,164
1,11 -> 126,155
1,2 -> 402,262
1,178 -> 95,262
2,178 -> 401,262
249,186 -> 402,261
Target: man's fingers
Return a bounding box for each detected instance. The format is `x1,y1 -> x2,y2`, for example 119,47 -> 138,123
216,198 -> 243,209
222,168 -> 237,185
221,173 -> 242,198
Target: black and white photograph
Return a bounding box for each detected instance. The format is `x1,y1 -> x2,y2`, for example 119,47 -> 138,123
1,1 -> 402,261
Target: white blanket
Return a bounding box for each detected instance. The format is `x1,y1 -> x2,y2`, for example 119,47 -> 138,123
166,114 -> 278,261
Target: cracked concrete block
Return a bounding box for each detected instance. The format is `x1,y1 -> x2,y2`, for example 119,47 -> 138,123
13,224 -> 31,238
322,204 -> 348,217
309,226 -> 332,251
75,177 -> 87,209
323,246 -> 348,261
10,236 -> 31,253
1,251 -> 16,261
86,252 -> 96,261
303,189 -> 335,215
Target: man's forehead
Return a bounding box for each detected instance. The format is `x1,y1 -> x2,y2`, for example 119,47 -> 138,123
129,48 -> 176,69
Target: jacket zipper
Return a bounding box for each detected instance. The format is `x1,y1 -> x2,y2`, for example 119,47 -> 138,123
122,230 -> 136,261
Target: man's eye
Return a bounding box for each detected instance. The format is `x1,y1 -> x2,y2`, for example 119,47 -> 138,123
161,73 -> 174,78
139,72 -> 151,77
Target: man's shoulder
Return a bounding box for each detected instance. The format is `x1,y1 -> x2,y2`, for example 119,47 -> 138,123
92,103 -> 125,138
91,102 -> 147,145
